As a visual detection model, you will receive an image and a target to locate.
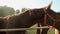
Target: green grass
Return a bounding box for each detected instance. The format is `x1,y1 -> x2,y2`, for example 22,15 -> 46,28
26,24 -> 55,34
47,29 -> 55,34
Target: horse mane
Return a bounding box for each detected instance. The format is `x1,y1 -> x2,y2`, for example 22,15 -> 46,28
56,13 -> 60,17
0,8 -> 43,19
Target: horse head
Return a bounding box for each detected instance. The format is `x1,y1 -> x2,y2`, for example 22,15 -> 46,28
29,1 -> 53,21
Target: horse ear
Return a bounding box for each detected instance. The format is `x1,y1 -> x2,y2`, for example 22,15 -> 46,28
45,1 -> 52,10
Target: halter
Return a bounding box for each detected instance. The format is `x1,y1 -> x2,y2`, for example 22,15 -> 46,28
44,9 -> 47,25
43,9 -> 60,27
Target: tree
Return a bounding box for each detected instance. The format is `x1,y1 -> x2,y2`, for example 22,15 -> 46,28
0,5 -> 15,17
0,8 -> 4,16
16,9 -> 20,14
21,8 -> 27,12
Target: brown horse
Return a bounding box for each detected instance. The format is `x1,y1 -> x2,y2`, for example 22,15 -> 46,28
0,2 -> 60,34
0,7 -> 45,34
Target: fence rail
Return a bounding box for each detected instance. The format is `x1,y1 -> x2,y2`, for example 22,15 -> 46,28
0,26 -> 52,32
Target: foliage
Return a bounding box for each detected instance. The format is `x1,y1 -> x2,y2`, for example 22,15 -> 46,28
21,8 -> 27,12
0,5 -> 15,17
16,9 -> 20,14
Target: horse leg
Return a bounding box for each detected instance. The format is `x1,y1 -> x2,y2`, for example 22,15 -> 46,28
37,23 -> 40,34
41,27 -> 49,34
41,23 -> 49,34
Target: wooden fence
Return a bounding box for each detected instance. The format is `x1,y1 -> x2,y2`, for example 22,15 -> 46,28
0,26 -> 53,32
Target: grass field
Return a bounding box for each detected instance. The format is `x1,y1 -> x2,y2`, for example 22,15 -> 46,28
26,24 -> 55,34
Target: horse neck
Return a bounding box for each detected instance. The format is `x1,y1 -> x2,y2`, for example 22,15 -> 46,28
8,11 -> 36,28
19,11 -> 36,27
